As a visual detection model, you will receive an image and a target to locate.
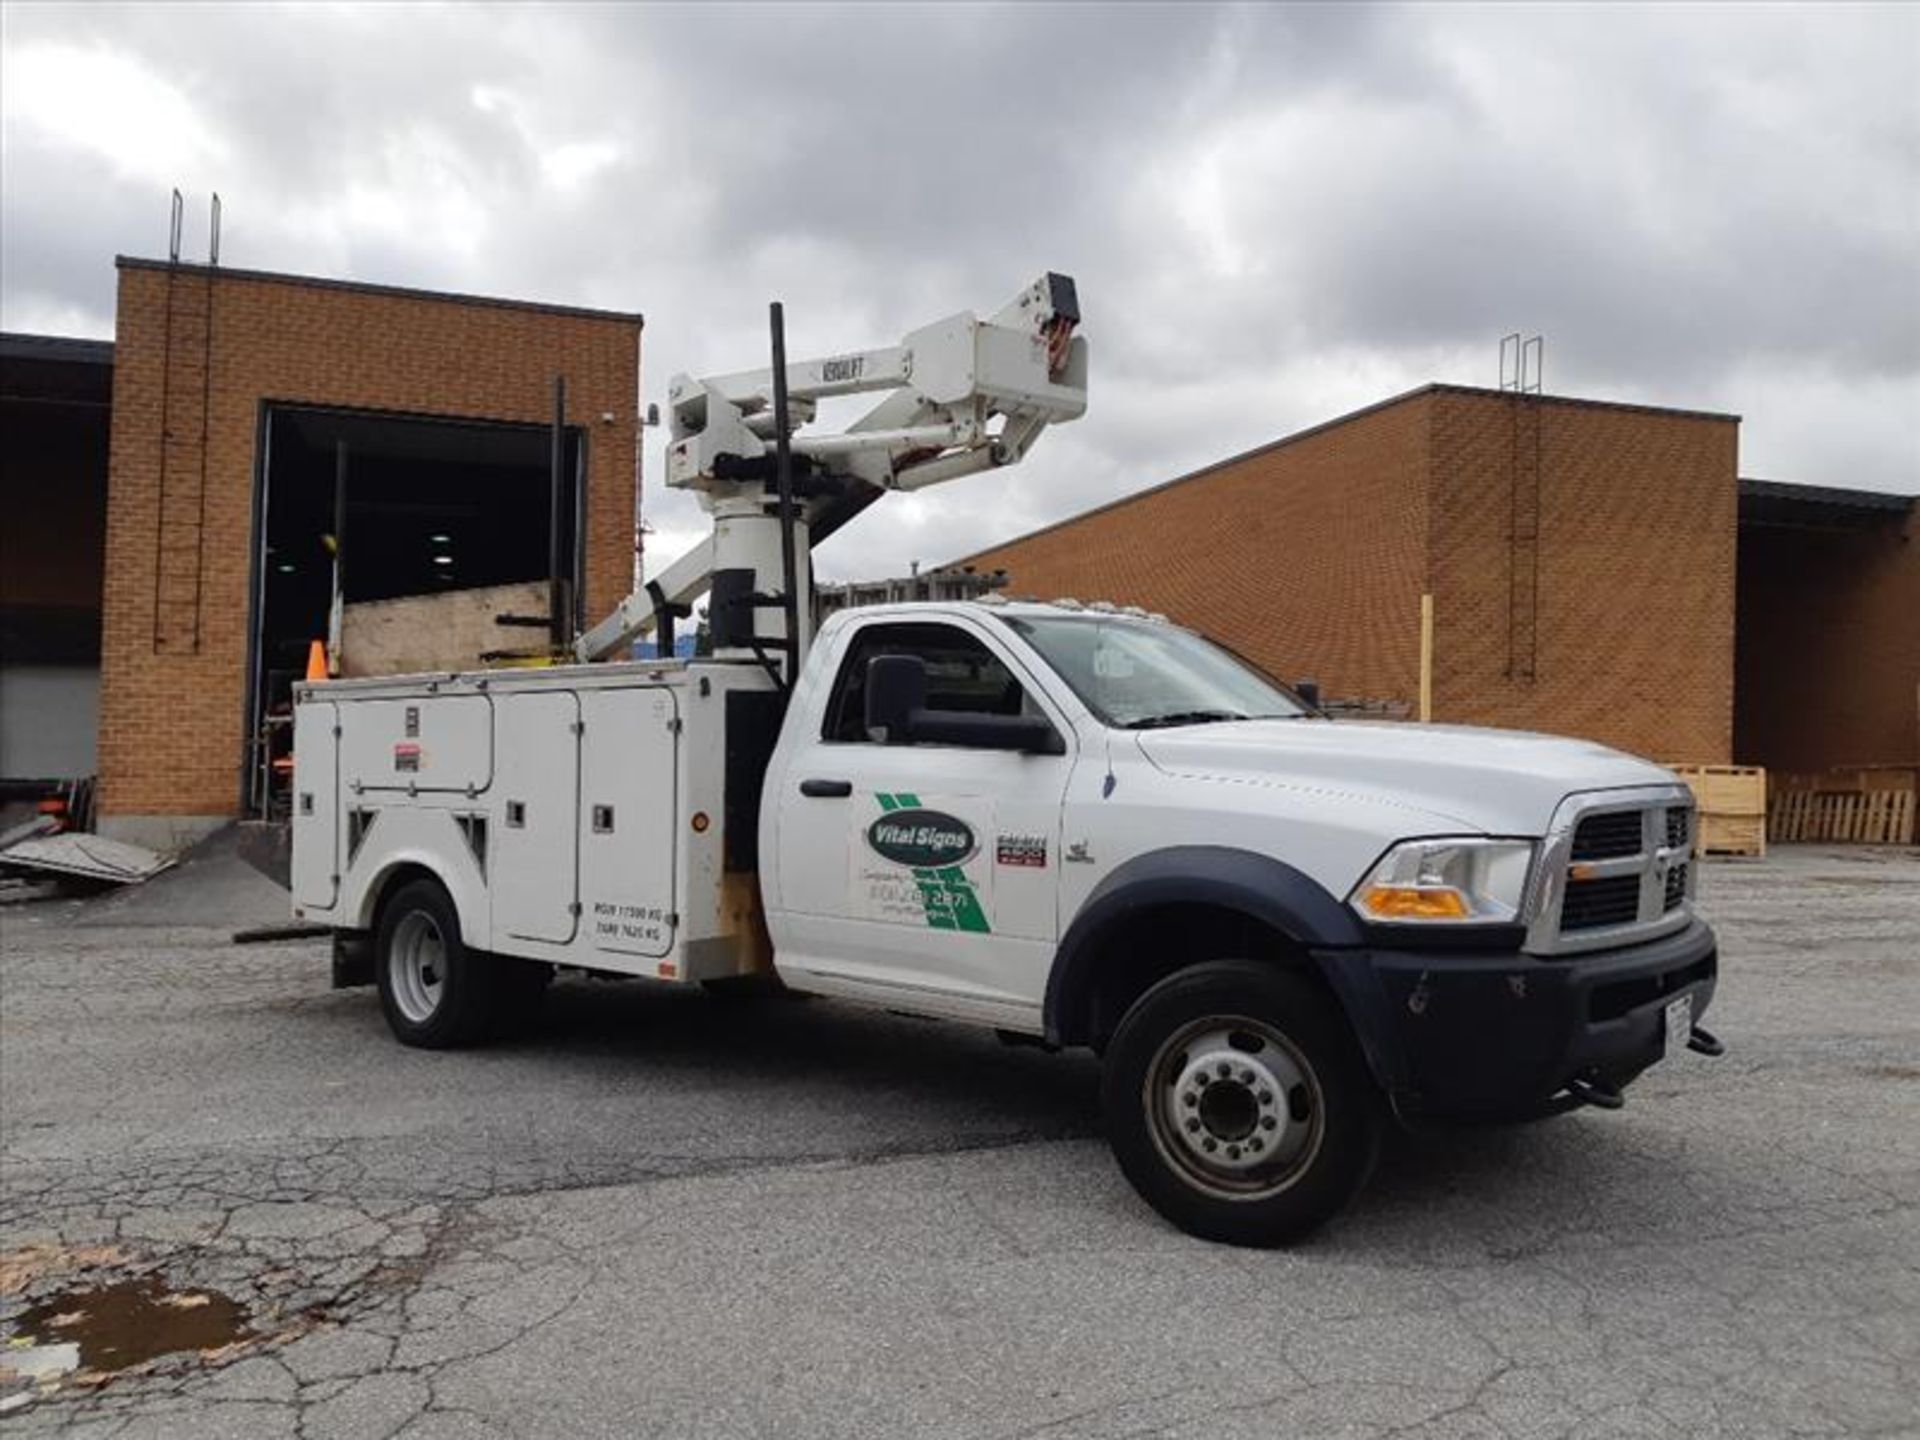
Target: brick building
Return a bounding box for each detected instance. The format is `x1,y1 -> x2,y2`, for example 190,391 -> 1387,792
961,384 -> 1916,773
3,258 -> 641,848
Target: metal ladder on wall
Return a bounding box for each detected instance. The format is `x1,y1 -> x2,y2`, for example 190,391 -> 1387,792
151,191 -> 219,654
1499,334 -> 1543,683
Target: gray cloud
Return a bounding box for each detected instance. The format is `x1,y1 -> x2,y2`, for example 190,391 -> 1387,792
3,0 -> 1914,586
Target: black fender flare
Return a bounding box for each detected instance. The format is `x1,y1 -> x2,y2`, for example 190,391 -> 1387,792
1041,845 -> 1405,1090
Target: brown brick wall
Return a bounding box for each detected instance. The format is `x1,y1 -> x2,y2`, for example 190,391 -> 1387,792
1734,507 -> 1919,770
1427,391 -> 1738,763
964,396 -> 1431,707
963,386 -> 1739,764
100,262 -> 641,818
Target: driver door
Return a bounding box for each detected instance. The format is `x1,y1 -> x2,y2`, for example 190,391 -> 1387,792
772,616 -> 1075,1028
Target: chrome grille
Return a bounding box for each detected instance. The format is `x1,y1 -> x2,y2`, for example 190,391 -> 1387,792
1666,806 -> 1692,850
1572,811 -> 1643,860
1526,786 -> 1697,955
1664,861 -> 1689,912
1562,874 -> 1642,930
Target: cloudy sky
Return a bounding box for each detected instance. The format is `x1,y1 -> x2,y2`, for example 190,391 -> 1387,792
4,1 -> 1916,584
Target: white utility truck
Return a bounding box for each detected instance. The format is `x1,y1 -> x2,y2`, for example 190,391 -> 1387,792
289,274 -> 1722,1245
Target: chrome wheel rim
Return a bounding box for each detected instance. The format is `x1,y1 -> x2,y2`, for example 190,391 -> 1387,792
389,911 -> 447,1024
1144,1015 -> 1323,1200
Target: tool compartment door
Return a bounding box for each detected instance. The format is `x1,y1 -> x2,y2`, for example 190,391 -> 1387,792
580,687 -> 679,959
339,696 -> 493,794
291,701 -> 339,909
493,690 -> 581,944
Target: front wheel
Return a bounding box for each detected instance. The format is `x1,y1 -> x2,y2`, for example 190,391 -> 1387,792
375,879 -> 494,1048
1102,961 -> 1380,1246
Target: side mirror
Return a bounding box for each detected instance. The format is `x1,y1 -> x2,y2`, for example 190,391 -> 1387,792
1295,677 -> 1321,711
864,654 -> 926,744
908,711 -> 1065,755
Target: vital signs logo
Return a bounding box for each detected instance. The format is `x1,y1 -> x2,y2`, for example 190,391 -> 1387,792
866,809 -> 977,868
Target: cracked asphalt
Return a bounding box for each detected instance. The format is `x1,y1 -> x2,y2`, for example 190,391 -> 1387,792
2,839 -> 1916,1438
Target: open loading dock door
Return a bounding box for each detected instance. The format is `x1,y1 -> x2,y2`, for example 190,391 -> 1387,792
249,405 -> 583,813
0,334 -> 112,815
1734,480 -> 1918,777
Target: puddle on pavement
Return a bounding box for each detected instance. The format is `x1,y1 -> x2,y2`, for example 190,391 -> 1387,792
11,1274 -> 251,1374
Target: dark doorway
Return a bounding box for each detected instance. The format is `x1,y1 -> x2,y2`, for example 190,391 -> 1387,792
249,404 -> 583,810
0,334 -> 112,813
1733,481 -> 1918,775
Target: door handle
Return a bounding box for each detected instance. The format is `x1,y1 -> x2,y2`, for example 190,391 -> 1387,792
799,778 -> 853,798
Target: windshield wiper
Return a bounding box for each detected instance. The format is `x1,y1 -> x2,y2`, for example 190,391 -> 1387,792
1123,710 -> 1249,730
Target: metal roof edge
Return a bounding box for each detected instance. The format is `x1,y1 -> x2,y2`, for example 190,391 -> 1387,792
115,256 -> 644,327
1427,382 -> 1741,425
0,331 -> 115,365
1739,477 -> 1915,511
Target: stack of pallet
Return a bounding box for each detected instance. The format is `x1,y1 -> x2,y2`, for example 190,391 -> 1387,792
1770,767 -> 1917,848
1668,765 -> 1768,858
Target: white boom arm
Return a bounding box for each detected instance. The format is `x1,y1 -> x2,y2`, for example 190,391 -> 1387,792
575,273 -> 1087,667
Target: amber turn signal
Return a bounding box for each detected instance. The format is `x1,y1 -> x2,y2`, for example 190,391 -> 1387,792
1360,885 -> 1472,920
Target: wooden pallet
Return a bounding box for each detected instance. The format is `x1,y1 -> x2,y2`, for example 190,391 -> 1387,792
1773,765 -> 1918,796
1699,814 -> 1767,857
1770,787 -> 1916,846
1667,765 -> 1767,857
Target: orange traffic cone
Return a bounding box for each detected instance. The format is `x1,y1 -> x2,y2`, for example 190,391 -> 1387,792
306,639 -> 329,682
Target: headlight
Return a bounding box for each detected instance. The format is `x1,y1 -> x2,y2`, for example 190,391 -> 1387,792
1350,838 -> 1537,924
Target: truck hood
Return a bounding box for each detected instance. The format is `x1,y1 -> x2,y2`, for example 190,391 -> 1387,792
1134,719 -> 1679,834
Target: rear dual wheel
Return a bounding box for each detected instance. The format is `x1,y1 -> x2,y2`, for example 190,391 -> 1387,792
1102,961 -> 1380,1247
375,879 -> 548,1048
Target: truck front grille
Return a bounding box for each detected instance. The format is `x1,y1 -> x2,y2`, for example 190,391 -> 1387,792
1571,811 -> 1643,860
1664,861 -> 1688,912
1543,795 -> 1696,948
1562,875 -> 1643,931
1665,807 -> 1691,850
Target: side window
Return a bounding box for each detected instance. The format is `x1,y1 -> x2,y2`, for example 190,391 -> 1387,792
823,622 -> 1028,743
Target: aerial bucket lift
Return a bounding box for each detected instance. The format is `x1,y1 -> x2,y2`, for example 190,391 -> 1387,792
573,273 -> 1088,683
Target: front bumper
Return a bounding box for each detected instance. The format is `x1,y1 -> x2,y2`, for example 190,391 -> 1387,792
1321,918 -> 1719,1120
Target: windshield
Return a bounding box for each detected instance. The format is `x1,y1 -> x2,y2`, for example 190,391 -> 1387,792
1003,615 -> 1308,728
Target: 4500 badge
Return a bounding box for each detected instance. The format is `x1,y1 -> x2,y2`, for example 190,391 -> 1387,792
863,794 -> 989,933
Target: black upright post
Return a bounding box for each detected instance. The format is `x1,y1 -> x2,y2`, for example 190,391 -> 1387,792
330,440 -> 348,677
549,375 -> 568,652
332,440 -> 348,599
769,303 -> 800,689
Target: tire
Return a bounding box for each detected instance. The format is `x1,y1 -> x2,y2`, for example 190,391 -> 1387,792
374,879 -> 494,1049
1102,961 -> 1380,1247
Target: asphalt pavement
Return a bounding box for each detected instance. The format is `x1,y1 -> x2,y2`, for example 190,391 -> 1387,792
1,837 -> 1915,1438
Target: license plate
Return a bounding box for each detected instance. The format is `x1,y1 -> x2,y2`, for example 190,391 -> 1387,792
1664,994 -> 1693,1057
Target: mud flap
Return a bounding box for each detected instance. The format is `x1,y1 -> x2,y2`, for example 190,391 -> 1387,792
331,931 -> 375,989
